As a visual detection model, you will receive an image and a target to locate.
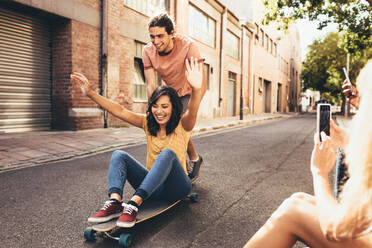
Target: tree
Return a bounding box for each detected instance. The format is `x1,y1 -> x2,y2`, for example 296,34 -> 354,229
302,32 -> 372,106
263,0 -> 372,54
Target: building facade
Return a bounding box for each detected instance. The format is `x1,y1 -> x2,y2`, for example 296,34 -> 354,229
221,0 -> 302,115
0,0 -> 301,133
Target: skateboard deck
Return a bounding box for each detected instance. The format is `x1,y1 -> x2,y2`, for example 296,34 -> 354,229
91,199 -> 181,232
85,193 -> 198,247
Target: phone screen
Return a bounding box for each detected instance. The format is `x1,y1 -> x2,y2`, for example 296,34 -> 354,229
318,104 -> 331,141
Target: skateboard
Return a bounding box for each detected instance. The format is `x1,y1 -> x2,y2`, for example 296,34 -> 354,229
84,193 -> 198,248
333,148 -> 349,199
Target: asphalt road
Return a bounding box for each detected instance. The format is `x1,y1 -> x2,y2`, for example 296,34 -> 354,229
0,114 -> 316,248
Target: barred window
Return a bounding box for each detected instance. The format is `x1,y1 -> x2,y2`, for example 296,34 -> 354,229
123,0 -> 167,17
188,4 -> 216,48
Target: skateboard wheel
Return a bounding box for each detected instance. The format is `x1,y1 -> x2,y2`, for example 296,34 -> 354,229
118,233 -> 133,248
84,227 -> 96,241
189,193 -> 198,203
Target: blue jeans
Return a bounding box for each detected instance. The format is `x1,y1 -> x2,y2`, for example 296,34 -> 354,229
107,149 -> 192,203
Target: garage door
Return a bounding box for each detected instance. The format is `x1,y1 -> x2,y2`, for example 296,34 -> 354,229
0,8 -> 52,133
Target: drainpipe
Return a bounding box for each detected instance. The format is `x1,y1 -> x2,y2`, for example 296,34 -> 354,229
100,0 -> 108,128
250,29 -> 254,115
239,24 -> 244,120
218,7 -> 226,109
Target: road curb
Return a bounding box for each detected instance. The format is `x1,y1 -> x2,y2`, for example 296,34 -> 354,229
192,115 -> 283,134
0,115 -> 283,172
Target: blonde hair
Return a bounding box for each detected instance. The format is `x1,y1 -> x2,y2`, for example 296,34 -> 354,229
340,59 -> 372,229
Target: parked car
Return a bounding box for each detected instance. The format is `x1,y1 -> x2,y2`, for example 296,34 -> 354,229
312,99 -> 330,110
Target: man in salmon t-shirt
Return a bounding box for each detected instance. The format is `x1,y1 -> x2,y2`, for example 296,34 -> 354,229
142,13 -> 205,182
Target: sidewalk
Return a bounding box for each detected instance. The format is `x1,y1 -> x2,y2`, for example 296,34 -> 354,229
0,113 -> 288,172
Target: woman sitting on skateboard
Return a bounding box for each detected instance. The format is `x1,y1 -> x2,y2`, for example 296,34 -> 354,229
244,59 -> 372,248
70,57 -> 203,227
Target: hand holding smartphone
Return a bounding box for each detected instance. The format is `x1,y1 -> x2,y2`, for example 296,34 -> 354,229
342,67 -> 355,98
317,103 -> 331,142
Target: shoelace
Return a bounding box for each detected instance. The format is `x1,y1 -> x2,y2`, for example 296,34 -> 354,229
123,204 -> 137,215
101,200 -> 114,210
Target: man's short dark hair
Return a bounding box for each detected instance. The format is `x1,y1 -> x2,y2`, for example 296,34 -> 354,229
148,13 -> 175,34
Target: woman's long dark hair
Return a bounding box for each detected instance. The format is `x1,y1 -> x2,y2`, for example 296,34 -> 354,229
147,86 -> 182,136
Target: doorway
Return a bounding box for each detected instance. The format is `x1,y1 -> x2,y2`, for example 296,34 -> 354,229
263,80 -> 271,113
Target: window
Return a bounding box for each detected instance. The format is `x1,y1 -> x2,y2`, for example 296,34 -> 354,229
260,29 -> 264,46
270,39 -> 273,54
189,4 -> 216,47
123,0 -> 167,17
135,42 -> 144,58
274,43 -> 277,57
226,30 -> 239,59
133,42 -> 147,101
265,34 -> 269,51
255,24 -> 259,42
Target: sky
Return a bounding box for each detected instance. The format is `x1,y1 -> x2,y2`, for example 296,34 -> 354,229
296,20 -> 338,61
219,0 -> 339,61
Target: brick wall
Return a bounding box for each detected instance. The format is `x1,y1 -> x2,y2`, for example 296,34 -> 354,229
70,20 -> 102,130
76,0 -> 100,11
106,0 -> 128,127
52,19 -> 74,130
13,0 -> 301,132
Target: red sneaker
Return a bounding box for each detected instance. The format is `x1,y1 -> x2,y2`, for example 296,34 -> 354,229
116,203 -> 138,228
88,200 -> 123,223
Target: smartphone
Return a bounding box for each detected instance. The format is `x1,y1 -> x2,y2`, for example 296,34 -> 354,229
342,67 -> 351,83
317,103 -> 331,141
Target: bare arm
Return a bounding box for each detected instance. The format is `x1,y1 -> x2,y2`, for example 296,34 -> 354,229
70,73 -> 144,128
181,57 -> 204,131
313,173 -> 372,241
311,132 -> 372,241
145,68 -> 157,99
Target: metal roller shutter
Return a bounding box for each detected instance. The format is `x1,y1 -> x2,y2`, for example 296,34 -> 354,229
0,8 -> 51,133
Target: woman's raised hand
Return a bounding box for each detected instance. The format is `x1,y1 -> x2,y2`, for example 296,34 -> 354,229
70,72 -> 93,96
185,57 -> 203,91
342,79 -> 360,109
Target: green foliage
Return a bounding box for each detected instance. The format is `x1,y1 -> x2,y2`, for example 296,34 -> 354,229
302,32 -> 372,102
263,0 -> 372,53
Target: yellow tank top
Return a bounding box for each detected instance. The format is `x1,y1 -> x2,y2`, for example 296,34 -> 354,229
143,116 -> 191,174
